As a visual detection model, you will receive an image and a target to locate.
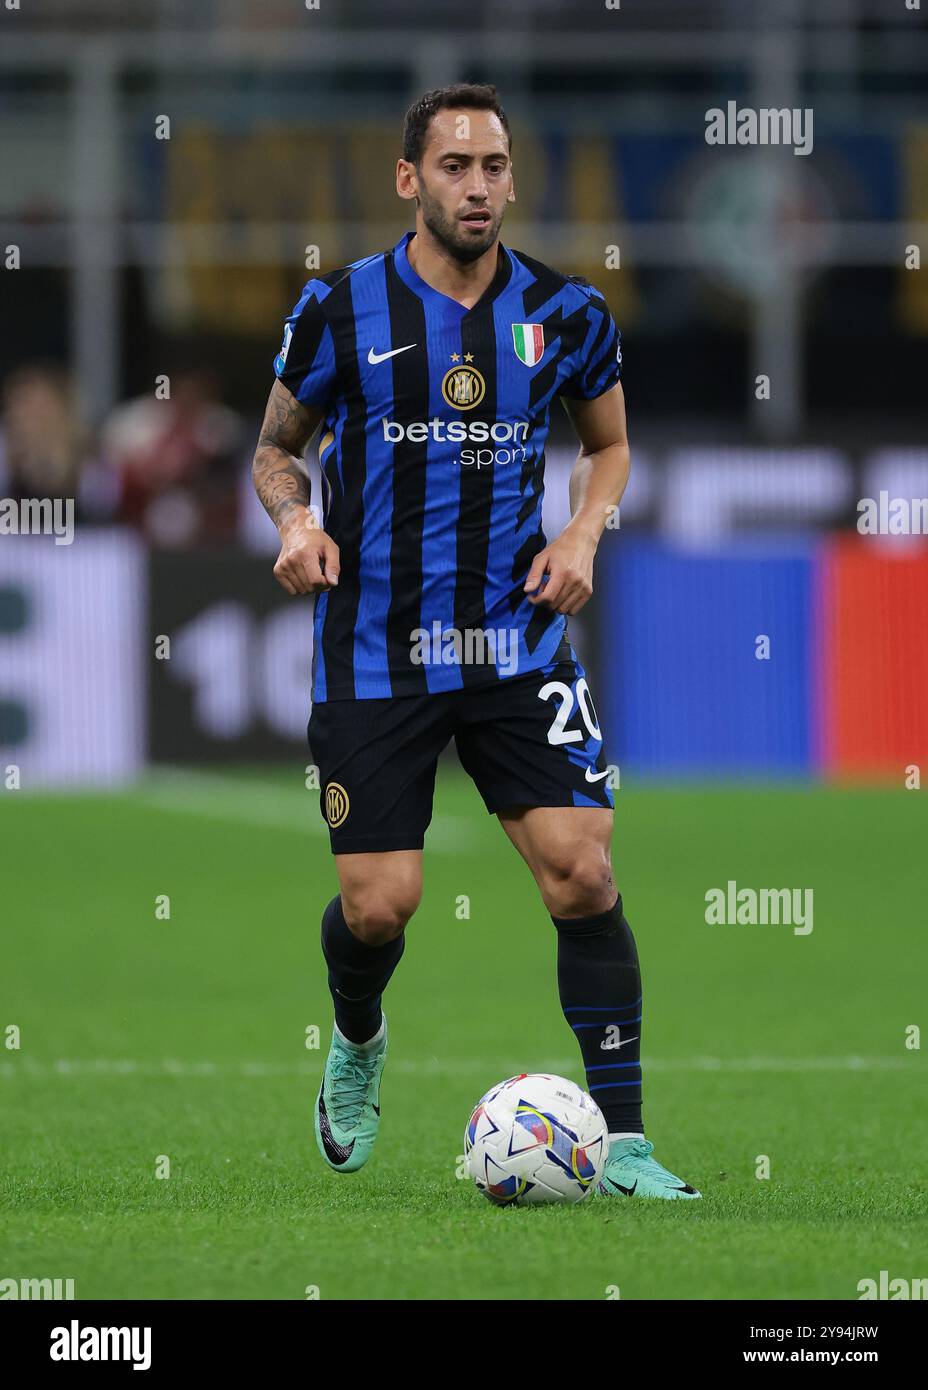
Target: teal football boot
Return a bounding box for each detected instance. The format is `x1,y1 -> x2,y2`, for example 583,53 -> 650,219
597,1137 -> 701,1200
314,1016 -> 387,1173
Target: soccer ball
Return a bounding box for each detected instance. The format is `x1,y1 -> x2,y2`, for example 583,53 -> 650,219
464,1073 -> 608,1205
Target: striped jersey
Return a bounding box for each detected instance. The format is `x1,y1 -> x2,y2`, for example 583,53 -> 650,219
274,230 -> 621,701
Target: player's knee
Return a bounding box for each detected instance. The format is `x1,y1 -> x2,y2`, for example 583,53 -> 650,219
342,879 -> 421,944
540,846 -> 615,918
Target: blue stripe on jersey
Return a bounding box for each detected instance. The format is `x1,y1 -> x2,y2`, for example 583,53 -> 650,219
328,394 -> 348,498
351,260 -> 393,695
313,590 -> 328,701
312,412 -> 339,704
484,284 -> 548,680
313,393 -> 350,702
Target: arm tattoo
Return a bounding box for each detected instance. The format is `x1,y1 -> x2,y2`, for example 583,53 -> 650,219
252,382 -> 319,530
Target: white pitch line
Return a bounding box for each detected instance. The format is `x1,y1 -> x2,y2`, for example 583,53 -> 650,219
0,1056 -> 919,1080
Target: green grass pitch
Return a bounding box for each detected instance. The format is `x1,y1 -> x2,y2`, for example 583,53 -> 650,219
1,768 -> 926,1300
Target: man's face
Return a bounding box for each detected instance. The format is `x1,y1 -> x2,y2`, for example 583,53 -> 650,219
398,108 -> 513,263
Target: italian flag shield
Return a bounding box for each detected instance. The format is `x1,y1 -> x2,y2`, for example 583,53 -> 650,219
512,323 -> 544,367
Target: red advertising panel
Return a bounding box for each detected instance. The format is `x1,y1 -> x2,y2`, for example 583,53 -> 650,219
821,536 -> 928,778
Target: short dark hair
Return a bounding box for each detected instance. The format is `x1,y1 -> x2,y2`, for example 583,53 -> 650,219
402,83 -> 512,166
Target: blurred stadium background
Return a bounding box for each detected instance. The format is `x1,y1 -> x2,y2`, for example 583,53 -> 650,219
2,0 -> 927,785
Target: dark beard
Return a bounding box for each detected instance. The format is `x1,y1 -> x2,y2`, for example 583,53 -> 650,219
418,187 -> 502,265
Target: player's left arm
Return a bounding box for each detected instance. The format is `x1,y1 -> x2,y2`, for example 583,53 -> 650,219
523,381 -> 630,615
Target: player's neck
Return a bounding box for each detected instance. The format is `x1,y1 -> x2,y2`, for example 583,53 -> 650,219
406,227 -> 501,309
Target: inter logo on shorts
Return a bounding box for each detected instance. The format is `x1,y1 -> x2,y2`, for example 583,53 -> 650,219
325,782 -> 350,828
512,323 -> 544,367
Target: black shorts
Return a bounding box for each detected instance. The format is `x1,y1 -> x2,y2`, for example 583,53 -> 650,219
307,653 -> 613,854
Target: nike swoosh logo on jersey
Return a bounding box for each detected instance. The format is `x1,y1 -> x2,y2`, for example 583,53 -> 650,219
368,344 -> 417,364
600,1034 -> 638,1050
585,767 -> 610,783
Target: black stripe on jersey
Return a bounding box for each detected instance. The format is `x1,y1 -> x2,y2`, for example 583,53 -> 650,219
518,253 -> 571,320
504,440 -> 546,610
455,304 -> 499,688
317,275 -> 366,699
512,250 -> 598,410
518,445 -> 536,500
507,522 -> 557,654
523,591 -> 559,655
579,291 -> 612,383
384,255 -> 430,695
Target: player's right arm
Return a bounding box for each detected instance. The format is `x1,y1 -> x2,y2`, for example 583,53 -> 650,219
252,379 -> 340,596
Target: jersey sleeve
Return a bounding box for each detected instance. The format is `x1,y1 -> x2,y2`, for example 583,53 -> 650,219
560,285 -> 622,401
273,282 -> 338,407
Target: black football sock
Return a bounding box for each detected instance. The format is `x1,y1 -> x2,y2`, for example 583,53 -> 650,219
320,895 -> 405,1045
552,894 -> 643,1136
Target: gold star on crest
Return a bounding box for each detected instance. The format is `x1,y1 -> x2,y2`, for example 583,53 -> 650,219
450,352 -> 461,363
464,352 -> 475,363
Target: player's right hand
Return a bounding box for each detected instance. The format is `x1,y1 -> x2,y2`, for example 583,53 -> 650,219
273,511 -> 340,595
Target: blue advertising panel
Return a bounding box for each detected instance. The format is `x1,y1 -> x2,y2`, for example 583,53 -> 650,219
599,538 -> 818,776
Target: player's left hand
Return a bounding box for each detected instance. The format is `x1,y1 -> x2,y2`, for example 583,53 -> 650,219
523,531 -> 596,615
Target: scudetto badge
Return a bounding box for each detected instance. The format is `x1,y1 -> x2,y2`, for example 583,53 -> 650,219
325,782 -> 350,828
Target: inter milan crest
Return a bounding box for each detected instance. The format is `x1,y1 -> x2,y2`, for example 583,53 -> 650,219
511,323 -> 544,367
324,782 -> 350,828
441,353 -> 486,410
